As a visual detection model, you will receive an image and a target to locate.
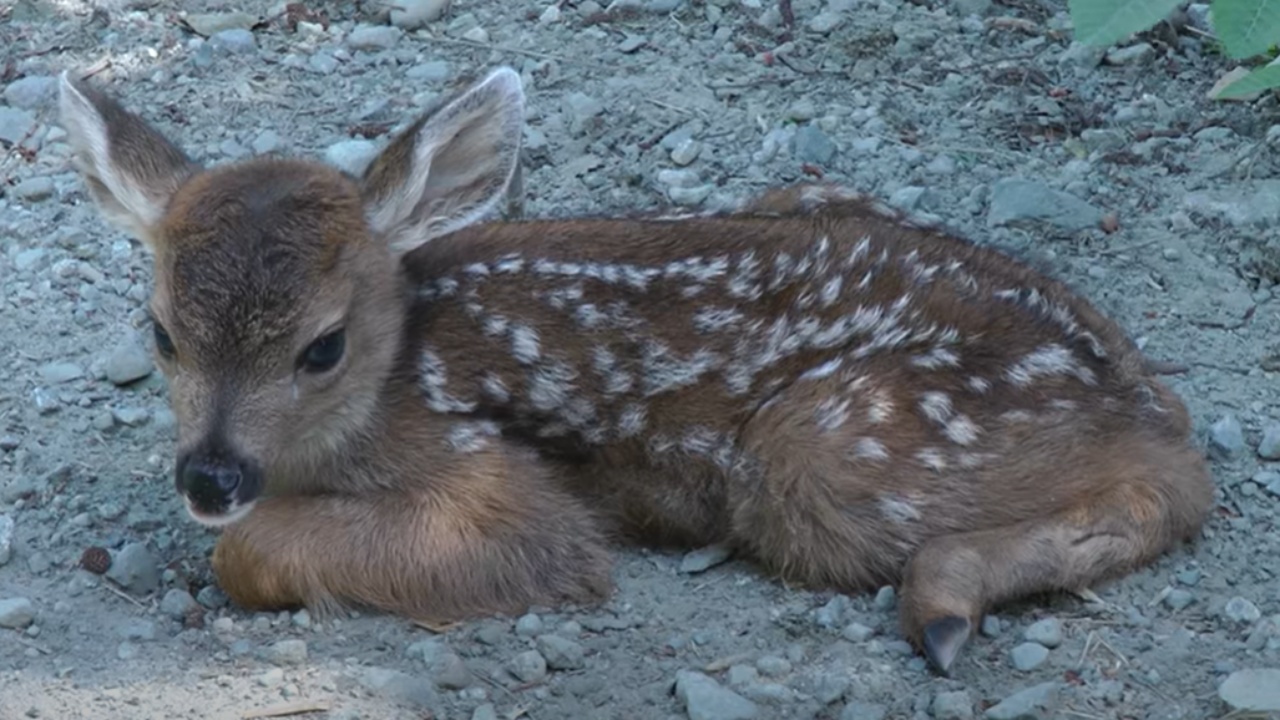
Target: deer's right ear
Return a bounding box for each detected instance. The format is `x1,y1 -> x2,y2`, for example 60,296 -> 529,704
58,71 -> 199,248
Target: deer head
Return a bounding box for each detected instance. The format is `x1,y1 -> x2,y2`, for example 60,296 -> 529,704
59,67 -> 527,525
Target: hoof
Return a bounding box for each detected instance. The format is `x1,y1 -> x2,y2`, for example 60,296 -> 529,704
922,615 -> 971,676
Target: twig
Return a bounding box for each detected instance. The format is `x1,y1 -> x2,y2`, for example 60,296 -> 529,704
101,581 -> 148,608
240,699 -> 332,718
411,618 -> 461,634
429,35 -> 570,63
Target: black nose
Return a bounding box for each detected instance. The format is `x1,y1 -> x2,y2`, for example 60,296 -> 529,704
182,460 -> 243,495
175,449 -> 258,515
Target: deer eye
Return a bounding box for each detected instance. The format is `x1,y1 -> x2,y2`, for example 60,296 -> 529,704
300,329 -> 346,373
153,321 -> 176,360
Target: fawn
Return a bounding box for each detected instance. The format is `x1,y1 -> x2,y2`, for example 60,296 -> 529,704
58,66 -> 1214,675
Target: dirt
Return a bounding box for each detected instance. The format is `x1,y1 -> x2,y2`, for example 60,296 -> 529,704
1,0 -> 1279,718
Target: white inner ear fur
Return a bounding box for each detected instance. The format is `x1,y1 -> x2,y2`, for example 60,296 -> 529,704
58,72 -> 171,238
371,66 -> 526,255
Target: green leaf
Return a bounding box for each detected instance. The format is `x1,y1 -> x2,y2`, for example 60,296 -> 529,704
1212,0 -> 1280,59
1214,63 -> 1280,98
1068,0 -> 1186,47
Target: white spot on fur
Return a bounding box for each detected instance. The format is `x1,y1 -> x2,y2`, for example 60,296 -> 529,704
911,347 -> 960,370
418,347 -> 477,413
853,437 -> 889,461
511,324 -> 541,365
527,360 -> 577,412
641,342 -> 720,396
967,376 -> 991,393
944,414 -> 980,445
879,495 -> 922,524
447,421 -> 500,453
618,403 -> 647,438
918,391 -> 953,424
1049,399 -> 1079,411
693,307 -> 745,333
1006,343 -> 1096,387
867,389 -> 894,424
800,357 -> 843,381
1000,409 -> 1035,423
815,397 -> 851,432
481,373 -> 510,404
915,448 -> 947,472
681,426 -> 721,455
593,346 -> 634,396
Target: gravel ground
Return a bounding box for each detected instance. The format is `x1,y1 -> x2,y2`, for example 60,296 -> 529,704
3,0 -> 1280,718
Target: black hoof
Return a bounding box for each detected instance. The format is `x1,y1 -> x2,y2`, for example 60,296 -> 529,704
922,615 -> 971,676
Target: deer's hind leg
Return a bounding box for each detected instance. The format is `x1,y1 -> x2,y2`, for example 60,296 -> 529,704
898,437 -> 1214,675
211,447 -> 613,623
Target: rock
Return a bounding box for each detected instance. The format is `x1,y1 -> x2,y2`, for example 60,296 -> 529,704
841,622 -> 875,642
670,138 -> 702,167
258,667 -> 285,687
0,597 -> 36,629
12,177 -> 55,202
391,0 -> 451,28
113,407 -> 150,427
674,670 -> 759,720
755,655 -> 791,678
160,589 -> 199,619
932,690 -> 974,720
347,24 -> 402,50
1209,415 -> 1246,459
0,515 -> 12,565
1183,180 -> 1280,228
105,542 -> 161,595
252,129 -> 281,155
536,634 -> 585,670
1105,43 -> 1154,65
1165,589 -> 1195,610
209,28 -> 257,54
515,613 -> 544,636
564,92 -> 604,136
1023,618 -> 1063,648
509,649 -> 548,683
184,11 -> 258,36
680,544 -> 733,573
307,52 -> 339,75
793,124 -> 836,165
988,178 -> 1103,232
117,618 -> 157,641
324,139 -> 380,176
619,34 -> 647,53
981,615 -> 1003,637
406,61 -> 451,82
39,362 -> 84,385
807,10 -> 845,33
471,704 -> 499,720
1225,597 -> 1262,624
815,595 -> 851,628
983,682 -> 1060,720
4,76 -> 57,109
1258,424 -> 1280,460
873,586 -> 896,611
1010,642 -> 1050,671
1219,668 -> 1280,712
266,639 -> 308,666
669,184 -> 714,207
104,331 -> 154,385
0,107 -> 37,145
841,702 -> 888,720
357,666 -> 440,707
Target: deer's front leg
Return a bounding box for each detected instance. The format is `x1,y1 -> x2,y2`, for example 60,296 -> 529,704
211,456 -> 614,623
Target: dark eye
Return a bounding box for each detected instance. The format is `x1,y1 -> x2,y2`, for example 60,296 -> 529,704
153,321 -> 176,360
300,329 -> 346,373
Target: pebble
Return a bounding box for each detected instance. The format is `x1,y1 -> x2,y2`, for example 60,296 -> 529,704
1165,588 -> 1195,610
104,331 -> 154,385
406,61 -> 451,83
308,52 -> 340,75
347,24 -> 402,50
755,655 -> 791,678
515,613 -> 544,636
391,0 -> 451,28
536,634 -> 585,670
252,129 -> 281,155
988,178 -> 1103,231
670,138 -> 702,167
932,690 -> 974,720
324,139 -> 380,176
1210,415 -> 1246,459
0,597 -> 35,629
841,701 -> 887,720
258,667 -> 285,687
117,641 -> 138,659
983,682 -> 1060,720
209,28 -> 257,54
619,34 -> 647,53
815,595 -> 852,628
1258,424 -> 1280,460
0,515 -> 12,566
981,615 -> 1003,637
1219,668 -> 1280,712
1105,42 -> 1154,65
104,542 -> 161,595
160,589 -> 199,619
0,107 -> 37,145
211,617 -> 235,634
357,666 -> 439,707
674,670 -> 759,720
4,75 -> 57,109
1023,618 -> 1063,648
113,407 -> 150,427
806,10 -> 845,33
793,124 -> 837,165
39,362 -> 84,385
1225,596 -> 1262,624
12,177 -> 55,202
873,586 -> 896,611
1010,642 -> 1050,671
508,649 -> 548,683
266,639 -> 308,666
471,704 -> 499,720
680,543 -> 732,573
841,622 -> 875,642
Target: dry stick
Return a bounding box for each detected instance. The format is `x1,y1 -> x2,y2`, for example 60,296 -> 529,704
428,35 -> 570,63
240,699 -> 332,719
101,581 -> 148,608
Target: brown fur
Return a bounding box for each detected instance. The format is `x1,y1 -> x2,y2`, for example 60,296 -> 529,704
58,67 -> 1215,675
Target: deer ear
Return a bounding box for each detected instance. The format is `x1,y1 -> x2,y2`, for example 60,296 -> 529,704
58,71 -> 199,248
360,66 -> 525,256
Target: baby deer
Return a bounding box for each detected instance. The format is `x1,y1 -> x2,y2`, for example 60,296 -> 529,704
59,66 -> 1214,675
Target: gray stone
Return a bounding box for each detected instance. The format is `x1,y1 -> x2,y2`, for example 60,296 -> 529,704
209,28 -> 257,54
807,10 -> 845,33
4,75 -> 57,109
0,107 -> 37,145
841,701 -> 888,720
1010,642 -> 1050,671
1165,588 -> 1195,610
113,407 -> 150,426
536,634 -> 585,670
981,615 -> 1003,637
793,124 -> 836,165
391,0 -> 451,28
1209,415 -> 1246,459
104,331 -> 154,385
680,543 -> 732,574
266,639 -> 308,666
815,594 -> 851,628
1023,618 -> 1063,648
988,178 -> 1103,232
1225,597 -> 1262,624
324,139 -> 380,176
105,542 -> 161,595
1183,180 -> 1280,228
357,666 -> 440,707
0,515 -> 12,566
669,184 -> 714,207
117,618 -> 157,641
1105,42 -> 1154,65
252,129 -> 281,155
0,597 -> 35,629
160,589 -> 199,619
983,682 -> 1060,720
932,690 -> 974,720
755,655 -> 791,678
1258,424 -> 1280,460
12,177 -> 55,202
347,24 -> 402,50
674,670 -> 759,720
307,52 -> 339,75
515,612 -> 544,636
196,585 -> 229,609
39,362 -> 83,384
471,704 -> 500,720
841,622 -> 875,642
509,649 -> 548,683
873,586 -> 896,611
670,138 -> 702,166
14,248 -> 45,272
1219,668 -> 1280,712
406,61 -> 451,82
258,667 -> 285,687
